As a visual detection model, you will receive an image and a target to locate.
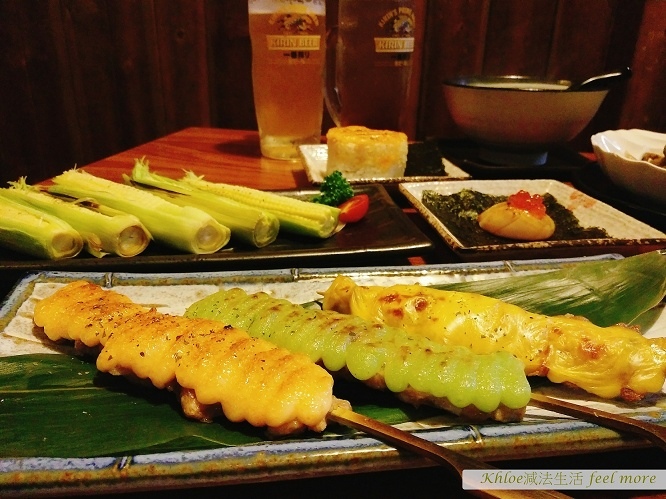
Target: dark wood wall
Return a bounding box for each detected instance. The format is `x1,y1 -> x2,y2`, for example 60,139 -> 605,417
1,0 -> 664,185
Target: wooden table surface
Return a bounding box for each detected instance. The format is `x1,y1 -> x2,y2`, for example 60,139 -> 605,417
7,127 -> 666,499
82,127 -> 314,190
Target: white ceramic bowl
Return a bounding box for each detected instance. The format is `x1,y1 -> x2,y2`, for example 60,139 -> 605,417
443,75 -> 609,165
591,129 -> 666,205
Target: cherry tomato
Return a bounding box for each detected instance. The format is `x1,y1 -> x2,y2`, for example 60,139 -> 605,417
338,194 -> 369,223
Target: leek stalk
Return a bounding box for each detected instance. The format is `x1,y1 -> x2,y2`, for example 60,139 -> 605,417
179,170 -> 341,239
48,169 -> 230,254
2,179 -> 150,257
0,193 -> 83,259
128,159 -> 279,247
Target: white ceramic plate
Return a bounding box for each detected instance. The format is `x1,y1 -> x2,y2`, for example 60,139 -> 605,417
1,259 -> 665,495
399,179 -> 666,261
299,144 -> 470,184
591,129 -> 666,205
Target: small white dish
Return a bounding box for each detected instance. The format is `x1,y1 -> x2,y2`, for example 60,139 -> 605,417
591,129 -> 666,205
399,179 -> 666,261
299,144 -> 470,184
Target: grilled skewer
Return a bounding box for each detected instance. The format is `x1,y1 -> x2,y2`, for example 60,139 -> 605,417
329,408 -> 572,499
33,281 -> 337,436
33,281 -> 573,497
321,276 -> 666,401
185,287 -> 532,422
530,393 -> 666,452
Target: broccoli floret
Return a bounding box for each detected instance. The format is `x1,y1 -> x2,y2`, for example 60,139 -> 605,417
312,171 -> 354,206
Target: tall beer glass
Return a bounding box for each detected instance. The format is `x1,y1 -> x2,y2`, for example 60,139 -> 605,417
325,0 -> 416,133
248,0 -> 326,160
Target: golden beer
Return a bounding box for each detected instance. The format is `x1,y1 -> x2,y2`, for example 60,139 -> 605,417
326,0 -> 415,133
249,0 -> 326,160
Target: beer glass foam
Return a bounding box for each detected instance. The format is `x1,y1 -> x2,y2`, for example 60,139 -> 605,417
249,0 -> 326,160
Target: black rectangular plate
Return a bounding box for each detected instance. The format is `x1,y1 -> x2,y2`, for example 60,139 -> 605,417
0,184 -> 433,276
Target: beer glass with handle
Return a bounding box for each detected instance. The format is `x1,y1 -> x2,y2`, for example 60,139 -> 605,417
325,0 -> 416,133
248,0 -> 326,160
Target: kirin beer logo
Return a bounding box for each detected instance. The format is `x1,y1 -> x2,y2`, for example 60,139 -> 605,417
271,12 -> 319,34
267,12 -> 322,58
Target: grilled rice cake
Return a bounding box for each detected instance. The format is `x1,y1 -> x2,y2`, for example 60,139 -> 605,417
326,126 -> 408,179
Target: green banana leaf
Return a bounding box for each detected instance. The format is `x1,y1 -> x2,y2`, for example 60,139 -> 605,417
3,251 -> 664,458
0,354 -> 435,458
431,250 -> 666,327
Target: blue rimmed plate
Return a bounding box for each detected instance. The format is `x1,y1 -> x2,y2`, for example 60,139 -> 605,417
1,257 -> 664,496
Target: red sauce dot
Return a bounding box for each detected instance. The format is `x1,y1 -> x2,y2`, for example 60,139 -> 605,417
413,297 -> 428,312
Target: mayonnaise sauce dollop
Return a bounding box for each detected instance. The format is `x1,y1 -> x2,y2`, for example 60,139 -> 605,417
477,190 -> 555,241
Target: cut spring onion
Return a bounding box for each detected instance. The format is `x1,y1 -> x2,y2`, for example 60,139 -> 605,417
128,158 -> 279,248
0,193 -> 83,259
48,169 -> 230,254
3,179 -> 150,257
179,170 -> 341,239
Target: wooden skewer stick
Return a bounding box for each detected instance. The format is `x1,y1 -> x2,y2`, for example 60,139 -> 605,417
529,393 -> 666,452
328,407 -> 572,499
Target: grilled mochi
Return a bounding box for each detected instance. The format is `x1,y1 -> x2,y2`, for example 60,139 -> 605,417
33,281 -> 336,436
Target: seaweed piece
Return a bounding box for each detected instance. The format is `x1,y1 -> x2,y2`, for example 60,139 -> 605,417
421,189 -> 609,247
